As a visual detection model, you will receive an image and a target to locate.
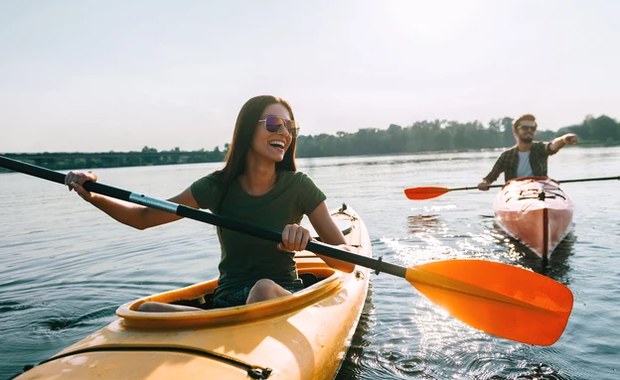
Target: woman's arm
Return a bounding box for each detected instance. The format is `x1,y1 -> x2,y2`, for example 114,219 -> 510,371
65,170 -> 200,230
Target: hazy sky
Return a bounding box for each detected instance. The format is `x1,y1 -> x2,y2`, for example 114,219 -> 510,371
2,0 -> 618,153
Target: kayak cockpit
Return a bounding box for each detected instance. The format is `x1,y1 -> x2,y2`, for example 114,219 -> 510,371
116,207 -> 362,329
116,265 -> 352,329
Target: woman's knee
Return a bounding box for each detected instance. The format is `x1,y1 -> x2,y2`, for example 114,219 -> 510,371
247,279 -> 289,303
252,278 -> 278,291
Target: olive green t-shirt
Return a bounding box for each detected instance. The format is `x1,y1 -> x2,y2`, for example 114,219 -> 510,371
190,170 -> 326,298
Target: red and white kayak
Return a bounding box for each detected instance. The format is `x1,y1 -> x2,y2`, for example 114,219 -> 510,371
493,177 -> 574,259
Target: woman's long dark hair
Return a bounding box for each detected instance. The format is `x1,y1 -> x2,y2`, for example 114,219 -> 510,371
219,95 -> 298,187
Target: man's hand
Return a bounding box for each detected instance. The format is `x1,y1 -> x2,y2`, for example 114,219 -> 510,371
478,180 -> 491,191
562,133 -> 579,145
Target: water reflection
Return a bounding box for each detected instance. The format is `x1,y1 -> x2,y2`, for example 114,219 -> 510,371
407,214 -> 441,234
491,223 -> 575,284
523,233 -> 575,285
335,284 -> 376,380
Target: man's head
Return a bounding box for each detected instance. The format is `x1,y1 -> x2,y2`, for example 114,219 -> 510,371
513,114 -> 537,143
513,114 -> 537,133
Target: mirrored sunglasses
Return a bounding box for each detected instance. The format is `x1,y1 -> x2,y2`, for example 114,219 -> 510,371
258,115 -> 299,138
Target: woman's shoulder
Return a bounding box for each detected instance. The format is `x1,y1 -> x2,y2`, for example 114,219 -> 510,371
195,170 -> 225,183
279,170 -> 313,183
280,170 -> 306,178
191,170 -> 226,193
190,170 -> 227,210
277,171 -> 325,210
277,170 -> 320,191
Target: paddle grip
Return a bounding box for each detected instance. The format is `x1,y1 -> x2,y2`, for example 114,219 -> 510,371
0,156 -> 131,200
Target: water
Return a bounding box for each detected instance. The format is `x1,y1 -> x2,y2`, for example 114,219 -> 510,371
1,147 -> 619,379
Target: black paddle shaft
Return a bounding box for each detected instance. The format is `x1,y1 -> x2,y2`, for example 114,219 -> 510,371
0,156 -> 407,279
453,175 -> 619,191
558,176 -> 619,183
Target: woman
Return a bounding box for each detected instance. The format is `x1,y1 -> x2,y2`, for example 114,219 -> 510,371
65,95 -> 354,311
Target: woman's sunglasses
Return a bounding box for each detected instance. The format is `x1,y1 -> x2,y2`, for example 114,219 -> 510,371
258,115 -> 299,138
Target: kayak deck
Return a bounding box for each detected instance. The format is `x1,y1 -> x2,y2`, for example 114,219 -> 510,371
493,177 -> 574,259
16,206 -> 372,380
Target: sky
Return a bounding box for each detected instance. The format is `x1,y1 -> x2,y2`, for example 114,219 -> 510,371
1,0 -> 619,153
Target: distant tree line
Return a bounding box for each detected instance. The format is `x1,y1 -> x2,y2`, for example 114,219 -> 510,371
2,114 -> 618,171
295,114 -> 618,157
1,147 -> 226,171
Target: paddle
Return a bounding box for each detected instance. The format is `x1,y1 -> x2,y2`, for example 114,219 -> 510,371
405,175 -> 620,200
0,156 -> 573,346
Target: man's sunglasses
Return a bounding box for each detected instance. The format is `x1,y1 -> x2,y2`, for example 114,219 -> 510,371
258,115 -> 299,138
518,125 -> 537,132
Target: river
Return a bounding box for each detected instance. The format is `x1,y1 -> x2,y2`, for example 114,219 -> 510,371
1,146 -> 618,379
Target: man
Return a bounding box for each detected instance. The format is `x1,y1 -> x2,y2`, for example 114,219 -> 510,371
478,114 -> 578,190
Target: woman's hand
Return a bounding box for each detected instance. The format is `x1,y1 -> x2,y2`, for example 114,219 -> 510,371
65,170 -> 98,202
279,223 -> 312,252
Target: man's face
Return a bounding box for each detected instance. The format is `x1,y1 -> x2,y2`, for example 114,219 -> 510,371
516,120 -> 537,143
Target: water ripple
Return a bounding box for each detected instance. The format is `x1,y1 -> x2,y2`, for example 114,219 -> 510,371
3,151 -> 620,380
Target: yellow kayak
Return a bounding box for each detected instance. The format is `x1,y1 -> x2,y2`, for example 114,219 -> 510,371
16,206 -> 371,380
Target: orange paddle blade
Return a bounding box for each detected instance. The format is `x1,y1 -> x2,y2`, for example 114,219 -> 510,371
404,186 -> 450,200
406,260 -> 573,346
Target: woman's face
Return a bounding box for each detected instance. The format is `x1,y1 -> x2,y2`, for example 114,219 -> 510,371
250,102 -> 294,162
